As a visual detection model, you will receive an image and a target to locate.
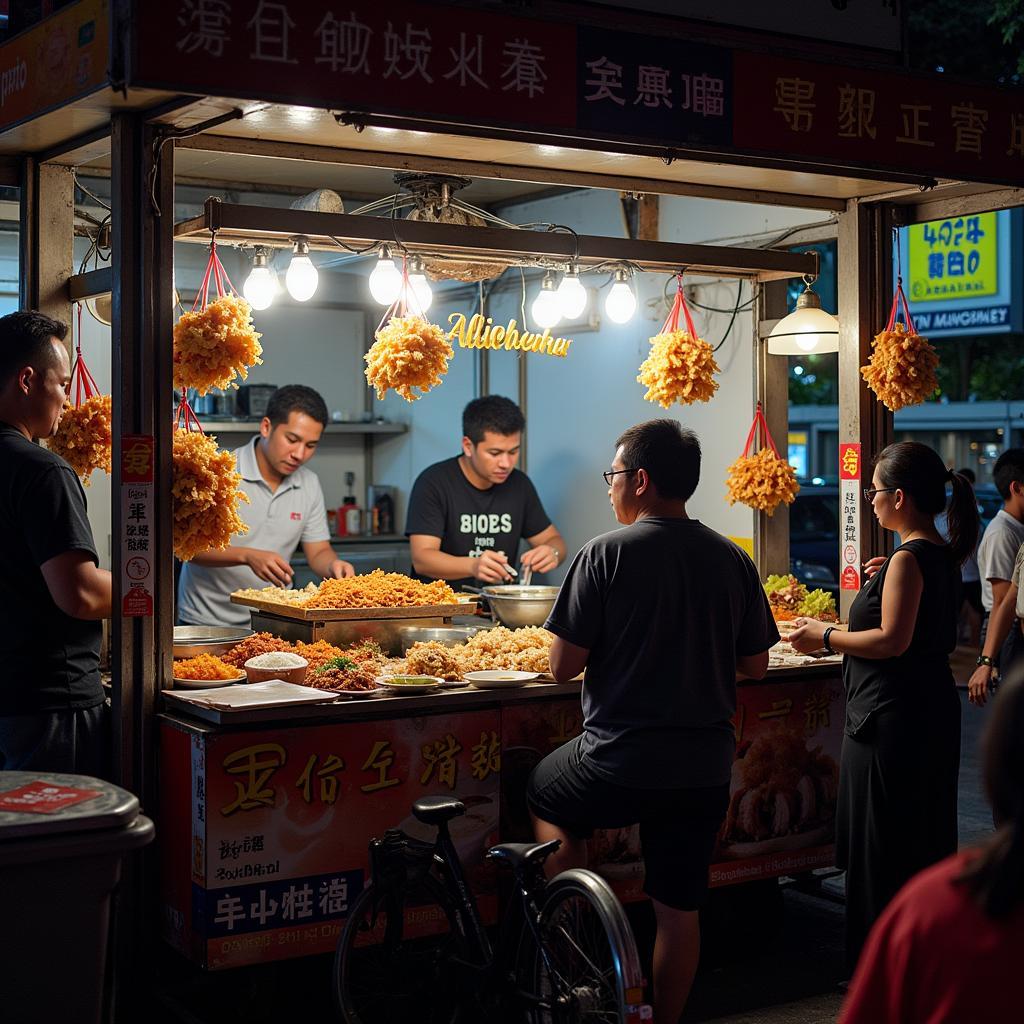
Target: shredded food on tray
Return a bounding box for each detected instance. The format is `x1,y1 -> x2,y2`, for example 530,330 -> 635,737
454,626 -> 553,675
230,584 -> 318,606
220,633 -> 295,668
406,641 -> 463,681
302,571 -> 457,610
292,639 -> 345,672
47,395 -> 112,484
173,653 -> 240,680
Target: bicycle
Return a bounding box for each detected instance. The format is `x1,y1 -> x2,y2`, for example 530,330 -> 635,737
333,794 -> 651,1023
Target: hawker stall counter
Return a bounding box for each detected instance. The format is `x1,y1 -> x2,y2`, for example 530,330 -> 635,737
158,658 -> 843,971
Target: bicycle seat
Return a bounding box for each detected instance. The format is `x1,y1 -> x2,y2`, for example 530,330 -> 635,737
412,796 -> 466,825
486,840 -> 561,869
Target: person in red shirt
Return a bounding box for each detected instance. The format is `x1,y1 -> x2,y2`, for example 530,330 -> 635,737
840,664 -> 1024,1023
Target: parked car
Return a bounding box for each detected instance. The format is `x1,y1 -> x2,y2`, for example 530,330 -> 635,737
789,484 -> 839,597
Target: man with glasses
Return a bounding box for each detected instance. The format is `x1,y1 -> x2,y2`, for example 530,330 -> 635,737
528,419 -> 778,1024
0,311 -> 111,775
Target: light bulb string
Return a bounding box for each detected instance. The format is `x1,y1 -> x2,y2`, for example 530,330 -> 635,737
742,401 -> 780,458
68,302 -> 99,406
659,274 -> 698,338
886,228 -> 916,334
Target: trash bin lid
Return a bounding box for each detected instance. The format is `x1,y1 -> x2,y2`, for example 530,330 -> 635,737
0,771 -> 139,842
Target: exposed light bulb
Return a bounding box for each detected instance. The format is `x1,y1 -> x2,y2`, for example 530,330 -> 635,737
605,270 -> 636,324
243,249 -> 277,311
369,246 -> 402,305
285,238 -> 318,302
556,265 -> 588,320
531,273 -> 562,329
407,257 -> 433,313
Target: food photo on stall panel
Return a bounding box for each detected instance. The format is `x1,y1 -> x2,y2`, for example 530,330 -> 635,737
177,384 -> 354,630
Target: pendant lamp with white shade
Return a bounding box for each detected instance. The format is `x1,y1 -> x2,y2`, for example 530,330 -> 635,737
767,257 -> 839,355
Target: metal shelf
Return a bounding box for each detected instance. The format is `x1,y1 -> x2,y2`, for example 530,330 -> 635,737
201,420 -> 407,435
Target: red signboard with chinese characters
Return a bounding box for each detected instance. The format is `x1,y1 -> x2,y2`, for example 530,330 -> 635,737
161,710 -> 501,969
125,1 -> 1024,187
839,443 -> 862,592
732,52 -> 1024,187
161,679 -> 844,968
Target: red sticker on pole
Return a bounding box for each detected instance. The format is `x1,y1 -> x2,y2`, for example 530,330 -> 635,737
121,435 -> 155,617
839,443 -> 862,592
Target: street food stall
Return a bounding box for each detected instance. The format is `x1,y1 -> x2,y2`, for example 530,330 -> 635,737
3,0 -> 1022,986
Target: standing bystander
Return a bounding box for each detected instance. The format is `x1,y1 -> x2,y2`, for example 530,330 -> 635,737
526,420 -> 778,1023
0,311 -> 112,774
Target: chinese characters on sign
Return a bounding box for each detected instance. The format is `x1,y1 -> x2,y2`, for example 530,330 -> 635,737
839,443 -> 861,593
908,214 -> 997,302
120,435 -> 155,617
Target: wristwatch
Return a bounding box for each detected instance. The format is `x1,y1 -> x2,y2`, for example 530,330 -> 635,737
976,654 -> 995,668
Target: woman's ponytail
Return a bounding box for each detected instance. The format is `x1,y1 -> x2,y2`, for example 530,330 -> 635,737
946,469 -> 981,569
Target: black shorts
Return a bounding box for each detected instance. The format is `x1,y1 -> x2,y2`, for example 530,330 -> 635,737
527,735 -> 729,911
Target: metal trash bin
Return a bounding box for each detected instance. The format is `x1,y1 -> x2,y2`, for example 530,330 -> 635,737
0,771 -> 155,1024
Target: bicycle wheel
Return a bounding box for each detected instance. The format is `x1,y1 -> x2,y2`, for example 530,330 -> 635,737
518,868 -> 646,1023
333,876 -> 471,1024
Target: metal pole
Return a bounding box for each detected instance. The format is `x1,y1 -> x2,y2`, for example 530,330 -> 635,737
837,201 -> 894,620
755,279 -> 791,577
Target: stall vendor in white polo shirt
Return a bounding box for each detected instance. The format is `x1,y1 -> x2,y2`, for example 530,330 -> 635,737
177,385 -> 355,628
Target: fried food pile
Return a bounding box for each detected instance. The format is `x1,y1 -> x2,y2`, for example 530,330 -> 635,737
219,632 -> 295,668
364,314 -> 454,401
47,394 -> 112,484
860,322 -> 939,412
173,653 -> 239,680
454,626 -> 553,675
725,447 -> 800,516
405,641 -> 462,681
302,571 -> 457,610
306,656 -> 382,692
231,584 -> 317,606
637,328 -> 720,408
172,430 -> 249,561
173,294 -> 263,395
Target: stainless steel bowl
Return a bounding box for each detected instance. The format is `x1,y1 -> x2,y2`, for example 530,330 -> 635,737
397,626 -> 482,654
480,585 -> 559,628
172,625 -> 254,659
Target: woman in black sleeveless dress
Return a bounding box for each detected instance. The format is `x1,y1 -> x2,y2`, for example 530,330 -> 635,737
790,442 -> 980,971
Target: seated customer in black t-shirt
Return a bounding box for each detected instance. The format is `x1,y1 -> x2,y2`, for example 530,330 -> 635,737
527,420 -> 779,1024
0,311 -> 112,775
406,395 -> 566,588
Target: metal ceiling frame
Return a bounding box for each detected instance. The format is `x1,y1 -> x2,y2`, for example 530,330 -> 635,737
168,197 -> 817,282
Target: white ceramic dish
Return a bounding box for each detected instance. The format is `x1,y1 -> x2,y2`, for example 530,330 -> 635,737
464,670 -> 540,689
377,675 -> 444,695
172,673 -> 246,690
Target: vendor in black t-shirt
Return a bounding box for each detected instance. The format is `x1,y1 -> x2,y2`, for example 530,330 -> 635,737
0,311 -> 112,775
406,395 -> 566,588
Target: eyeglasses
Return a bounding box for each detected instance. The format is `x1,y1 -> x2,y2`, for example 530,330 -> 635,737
864,487 -> 898,501
602,468 -> 635,486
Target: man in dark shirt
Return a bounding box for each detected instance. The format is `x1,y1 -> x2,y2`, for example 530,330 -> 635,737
0,311 -> 112,774
527,419 -> 778,1024
406,395 -> 566,588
